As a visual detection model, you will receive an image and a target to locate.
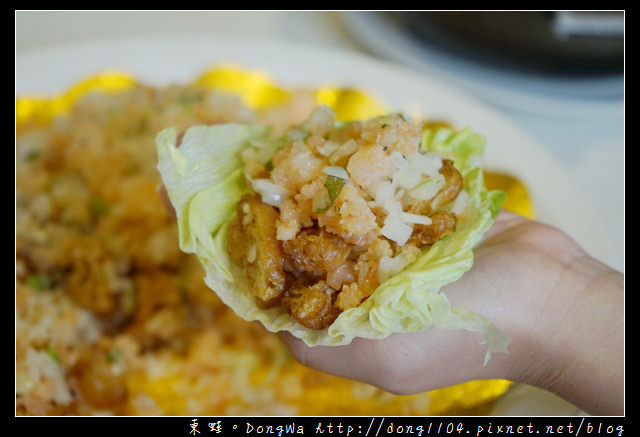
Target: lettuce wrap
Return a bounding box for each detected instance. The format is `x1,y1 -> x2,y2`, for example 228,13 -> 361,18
156,115 -> 509,364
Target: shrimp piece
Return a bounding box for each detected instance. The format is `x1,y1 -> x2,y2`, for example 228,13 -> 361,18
326,260 -> 356,291
270,144 -> 326,191
328,120 -> 363,145
334,260 -> 379,311
335,282 -> 365,311
361,114 -> 422,156
346,145 -> 395,194
276,176 -> 324,241
335,237 -> 391,311
318,182 -> 378,243
276,198 -> 303,241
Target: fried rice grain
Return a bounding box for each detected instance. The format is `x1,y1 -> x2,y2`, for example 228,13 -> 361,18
16,83 -> 463,415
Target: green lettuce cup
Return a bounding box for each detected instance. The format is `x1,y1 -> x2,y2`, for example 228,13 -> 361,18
156,116 -> 509,364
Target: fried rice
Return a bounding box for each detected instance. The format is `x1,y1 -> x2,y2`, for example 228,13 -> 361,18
16,72 -> 511,415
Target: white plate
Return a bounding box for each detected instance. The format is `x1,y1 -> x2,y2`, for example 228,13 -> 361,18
16,36 -> 609,415
16,35 -> 612,265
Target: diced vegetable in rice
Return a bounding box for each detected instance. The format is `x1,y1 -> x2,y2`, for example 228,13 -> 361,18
229,106 -> 468,330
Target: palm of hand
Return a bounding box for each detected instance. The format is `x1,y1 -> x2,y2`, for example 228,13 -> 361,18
279,211 -> 587,395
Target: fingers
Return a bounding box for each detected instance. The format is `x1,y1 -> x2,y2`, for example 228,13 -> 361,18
277,331 -> 387,387
482,209 -> 530,241
277,331 -> 352,375
158,129 -> 184,219
277,327 -> 502,396
158,185 -> 177,219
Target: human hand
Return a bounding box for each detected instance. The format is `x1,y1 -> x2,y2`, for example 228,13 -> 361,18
278,210 -> 624,415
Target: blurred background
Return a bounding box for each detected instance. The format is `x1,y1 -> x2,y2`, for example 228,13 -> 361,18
16,11 -> 624,417
16,10 -> 624,271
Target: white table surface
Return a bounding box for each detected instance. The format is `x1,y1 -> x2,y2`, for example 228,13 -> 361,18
15,11 -> 624,272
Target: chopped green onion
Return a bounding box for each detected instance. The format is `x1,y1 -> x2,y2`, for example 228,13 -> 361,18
332,120 -> 348,130
106,349 -> 121,362
135,117 -> 149,133
285,128 -> 310,142
324,175 -> 346,207
121,289 -> 137,314
27,274 -> 51,292
47,345 -> 62,365
90,196 -> 109,215
24,149 -> 40,162
179,93 -> 203,108
376,115 -> 394,128
265,160 -> 274,171
313,188 -> 331,213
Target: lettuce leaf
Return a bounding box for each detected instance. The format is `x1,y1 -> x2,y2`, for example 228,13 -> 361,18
157,124 -> 509,364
